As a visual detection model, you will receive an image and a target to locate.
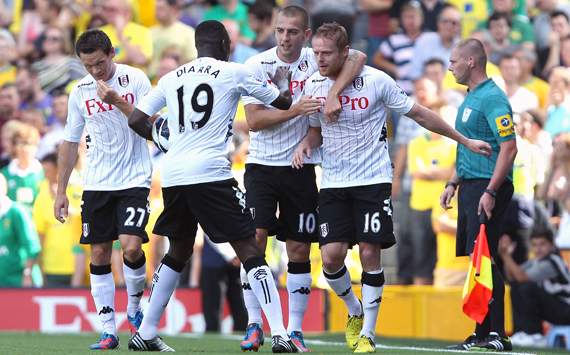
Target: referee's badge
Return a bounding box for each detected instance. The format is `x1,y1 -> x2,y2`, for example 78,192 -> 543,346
320,223 -> 329,238
82,223 -> 90,237
462,107 -> 472,122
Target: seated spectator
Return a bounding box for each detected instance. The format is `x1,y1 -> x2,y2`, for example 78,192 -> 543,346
423,58 -> 464,108
37,91 -> 67,159
481,12 -> 518,65
0,83 -> 22,128
545,67 -> 570,139
222,19 -> 258,64
514,48 -> 550,110
0,123 -> 43,213
476,0 -> 534,51
542,11 -> 570,78
0,120 -> 24,168
0,31 -> 16,87
33,153 -> 82,287
498,54 -> 539,114
0,174 -> 42,287
203,0 -> 256,45
544,134 -> 570,248
374,0 -> 424,95
248,0 -> 276,52
500,230 -> 570,347
31,25 -> 86,95
16,66 -> 53,122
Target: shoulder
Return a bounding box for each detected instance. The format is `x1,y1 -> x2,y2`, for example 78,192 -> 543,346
70,75 -> 95,97
122,65 -> 149,80
415,32 -> 438,45
306,71 -> 327,87
126,21 -> 151,34
245,48 -> 276,66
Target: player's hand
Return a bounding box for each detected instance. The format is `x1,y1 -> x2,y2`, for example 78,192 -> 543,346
54,193 -> 69,223
96,80 -> 122,106
392,179 -> 401,200
477,191 -> 495,220
324,92 -> 341,122
466,139 -> 492,157
292,141 -> 312,169
440,185 -> 456,210
269,66 -> 291,93
292,96 -> 322,116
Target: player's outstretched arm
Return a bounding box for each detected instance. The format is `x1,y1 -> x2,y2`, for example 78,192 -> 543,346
54,141 -> 79,223
324,49 -> 367,122
245,96 -> 322,131
128,108 -> 153,140
406,103 -> 492,156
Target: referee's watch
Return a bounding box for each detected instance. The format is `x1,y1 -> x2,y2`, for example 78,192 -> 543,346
484,188 -> 497,198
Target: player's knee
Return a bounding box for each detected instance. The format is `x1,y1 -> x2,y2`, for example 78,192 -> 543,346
321,252 -> 345,273
359,244 -> 381,270
90,244 -> 112,264
123,246 -> 143,263
286,240 -> 310,262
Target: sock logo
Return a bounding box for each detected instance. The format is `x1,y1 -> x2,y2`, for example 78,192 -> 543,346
339,287 -> 351,297
130,291 -> 144,298
369,296 -> 382,304
253,268 -> 268,280
260,279 -> 271,304
98,306 -> 114,315
292,287 -> 311,295
242,282 -> 252,290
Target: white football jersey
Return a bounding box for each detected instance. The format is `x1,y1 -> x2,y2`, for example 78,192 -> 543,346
64,64 -> 152,191
306,66 -> 415,189
137,57 -> 280,187
243,47 -> 321,165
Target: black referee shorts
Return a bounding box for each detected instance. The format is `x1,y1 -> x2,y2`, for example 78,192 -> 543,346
457,179 -> 514,258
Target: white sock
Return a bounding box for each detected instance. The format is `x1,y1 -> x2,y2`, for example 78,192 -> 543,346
246,262 -> 287,337
241,265 -> 262,326
361,269 -> 385,339
123,256 -> 146,318
286,271 -> 312,333
324,265 -> 362,316
138,258 -> 181,340
90,269 -> 116,335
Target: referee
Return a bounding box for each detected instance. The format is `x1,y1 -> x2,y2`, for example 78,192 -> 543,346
440,39 -> 518,352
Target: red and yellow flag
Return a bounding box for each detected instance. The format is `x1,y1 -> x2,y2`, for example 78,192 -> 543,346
462,222 -> 493,324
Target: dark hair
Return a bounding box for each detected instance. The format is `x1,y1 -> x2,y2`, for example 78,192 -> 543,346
488,12 -> 512,29
530,229 -> 554,244
51,89 -> 68,98
424,58 -> 446,68
524,109 -> 545,128
551,10 -> 570,23
314,22 -> 349,52
40,152 -> 58,166
75,29 -> 112,57
195,20 -> 230,53
279,5 -> 310,29
248,0 -> 274,22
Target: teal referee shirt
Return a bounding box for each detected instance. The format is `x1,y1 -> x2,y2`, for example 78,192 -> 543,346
455,79 -> 515,181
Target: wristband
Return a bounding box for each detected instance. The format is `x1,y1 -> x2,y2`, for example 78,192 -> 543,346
484,189 -> 497,198
445,181 -> 458,190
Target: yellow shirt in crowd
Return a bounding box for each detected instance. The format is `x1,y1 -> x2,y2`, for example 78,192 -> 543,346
432,199 -> 469,272
100,22 -> 153,66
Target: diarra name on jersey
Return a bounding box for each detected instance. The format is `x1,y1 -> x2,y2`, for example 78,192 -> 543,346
176,64 -> 220,79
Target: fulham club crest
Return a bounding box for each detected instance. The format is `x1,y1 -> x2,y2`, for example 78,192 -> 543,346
118,74 -> 129,87
353,76 -> 364,91
320,223 -> 329,238
298,60 -> 308,72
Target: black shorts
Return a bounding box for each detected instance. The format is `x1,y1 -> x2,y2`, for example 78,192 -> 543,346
153,179 -> 254,244
244,163 -> 319,243
80,187 -> 150,244
457,179 -> 514,258
318,183 -> 395,249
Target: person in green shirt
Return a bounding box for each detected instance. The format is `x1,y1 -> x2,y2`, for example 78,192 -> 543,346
203,0 -> 255,44
441,39 -> 518,352
0,123 -> 43,213
0,174 -> 42,287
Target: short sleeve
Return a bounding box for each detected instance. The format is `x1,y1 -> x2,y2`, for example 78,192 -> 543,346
137,83 -> 167,117
241,57 -> 267,106
482,94 -> 515,143
376,71 -> 414,115
233,64 -> 279,106
379,39 -> 393,59
133,68 -> 152,97
63,87 -> 86,143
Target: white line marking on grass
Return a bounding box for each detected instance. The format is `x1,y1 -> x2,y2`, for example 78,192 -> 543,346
181,333 -> 536,355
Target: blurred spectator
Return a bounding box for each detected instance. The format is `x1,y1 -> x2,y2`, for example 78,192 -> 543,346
422,58 -> 464,108
359,0 -> 394,65
222,19 -> 258,64
33,153 -> 82,287
477,0 -> 534,51
1,123 -> 43,213
0,120 -> 25,168
0,83 -> 22,127
203,0 -> 256,45
374,0 -> 423,95
153,52 -> 182,84
99,0 -> 153,67
498,54 -> 539,114
16,66 -> 53,121
534,0 -> 570,55
542,11 -> 570,78
150,0 -> 197,78
30,25 -> 86,95
310,0 -> 357,42
500,230 -> 570,347
0,173 -> 42,287
407,78 -> 456,285
518,110 -> 553,172
514,48 -> 550,110
36,91 -> 67,159
417,0 -> 447,32
545,134 -> 570,247
431,196 -> 468,287
481,12 -> 519,65
0,32 -> 17,87
200,235 -> 247,332
545,67 -> 570,139
409,5 -> 461,80
21,108 -> 47,137
248,0 -> 277,51
447,0 -> 488,39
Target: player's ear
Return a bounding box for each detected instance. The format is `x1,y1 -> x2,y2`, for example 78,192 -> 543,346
304,28 -> 312,39
109,47 -> 116,60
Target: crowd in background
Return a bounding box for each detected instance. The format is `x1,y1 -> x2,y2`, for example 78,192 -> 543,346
1,0 -> 570,338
